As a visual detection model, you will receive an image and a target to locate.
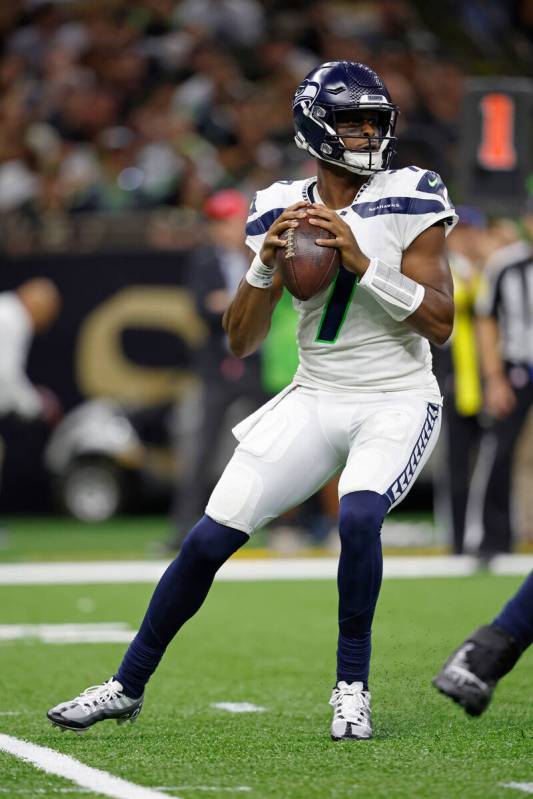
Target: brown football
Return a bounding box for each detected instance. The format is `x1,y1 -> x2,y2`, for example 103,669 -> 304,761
275,217 -> 340,301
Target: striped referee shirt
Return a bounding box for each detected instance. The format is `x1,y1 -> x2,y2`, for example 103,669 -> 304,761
476,239 -> 533,367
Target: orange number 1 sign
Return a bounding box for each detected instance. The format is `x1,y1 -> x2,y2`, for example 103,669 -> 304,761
477,93 -> 517,171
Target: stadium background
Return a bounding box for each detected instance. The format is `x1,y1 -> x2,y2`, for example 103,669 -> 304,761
0,3 -> 532,799
0,0 -> 532,546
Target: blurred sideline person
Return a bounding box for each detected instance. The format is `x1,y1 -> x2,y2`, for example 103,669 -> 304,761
465,212 -> 533,557
433,207 -> 487,554
167,190 -> 266,550
433,570 -> 533,716
48,61 -> 457,742
0,278 -> 62,424
0,278 -> 62,508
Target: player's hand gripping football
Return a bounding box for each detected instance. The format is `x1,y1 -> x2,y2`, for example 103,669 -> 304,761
259,201 -> 310,267
308,204 -> 369,276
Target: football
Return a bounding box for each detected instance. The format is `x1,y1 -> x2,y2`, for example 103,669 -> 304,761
275,216 -> 340,301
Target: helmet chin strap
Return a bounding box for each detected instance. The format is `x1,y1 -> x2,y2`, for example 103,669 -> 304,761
343,146 -> 384,173
294,129 -> 387,176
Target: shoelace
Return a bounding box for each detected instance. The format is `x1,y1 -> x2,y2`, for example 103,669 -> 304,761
75,680 -> 123,709
330,686 -> 369,723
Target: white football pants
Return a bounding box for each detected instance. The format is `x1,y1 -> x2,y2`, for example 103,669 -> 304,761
206,385 -> 441,535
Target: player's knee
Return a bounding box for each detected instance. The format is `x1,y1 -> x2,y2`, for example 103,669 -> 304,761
181,515 -> 248,564
338,491 -> 388,554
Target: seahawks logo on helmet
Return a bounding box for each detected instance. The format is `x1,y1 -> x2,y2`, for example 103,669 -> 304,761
292,61 -> 398,176
292,81 -> 319,108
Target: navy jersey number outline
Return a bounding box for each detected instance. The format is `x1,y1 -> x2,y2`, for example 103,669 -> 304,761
315,266 -> 358,343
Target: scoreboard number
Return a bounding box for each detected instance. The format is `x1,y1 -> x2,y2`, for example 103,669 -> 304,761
459,77 -> 533,214
477,93 -> 517,171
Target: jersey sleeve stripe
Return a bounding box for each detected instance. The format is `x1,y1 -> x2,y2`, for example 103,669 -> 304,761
245,208 -> 285,236
352,196 -> 447,218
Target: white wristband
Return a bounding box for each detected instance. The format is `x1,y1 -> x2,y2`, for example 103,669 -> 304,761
245,253 -> 275,289
359,257 -> 425,321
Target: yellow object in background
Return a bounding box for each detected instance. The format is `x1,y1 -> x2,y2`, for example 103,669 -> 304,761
450,273 -> 483,416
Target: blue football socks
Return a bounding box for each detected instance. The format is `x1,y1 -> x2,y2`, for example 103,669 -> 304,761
116,515 -> 248,698
493,570 -> 533,651
336,491 -> 388,689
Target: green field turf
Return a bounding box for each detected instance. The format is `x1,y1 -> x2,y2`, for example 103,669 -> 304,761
0,515 -> 172,562
0,574 -> 531,798
0,514 -> 426,562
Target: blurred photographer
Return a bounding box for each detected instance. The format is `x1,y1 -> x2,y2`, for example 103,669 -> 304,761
0,278 -> 62,494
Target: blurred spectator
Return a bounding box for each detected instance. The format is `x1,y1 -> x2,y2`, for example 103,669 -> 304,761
167,189 -> 266,549
0,278 -> 62,493
175,0 -> 265,47
465,211 -> 533,557
434,207 -> 488,554
1,0 -> 527,223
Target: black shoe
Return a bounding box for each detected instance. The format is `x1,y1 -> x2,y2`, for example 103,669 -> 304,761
432,624 -> 521,716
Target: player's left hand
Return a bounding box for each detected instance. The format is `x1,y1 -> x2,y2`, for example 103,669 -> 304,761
308,204 -> 369,276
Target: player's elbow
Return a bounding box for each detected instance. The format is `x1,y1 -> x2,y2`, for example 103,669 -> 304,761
226,325 -> 256,358
429,315 -> 454,346
227,335 -> 249,358
430,327 -> 452,346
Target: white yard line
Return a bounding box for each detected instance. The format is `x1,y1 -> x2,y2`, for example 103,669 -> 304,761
211,702 -> 266,713
0,623 -> 134,644
0,555 -> 531,585
0,734 -> 182,799
502,784 -> 533,795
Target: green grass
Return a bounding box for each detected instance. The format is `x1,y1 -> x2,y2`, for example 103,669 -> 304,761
0,513 -> 442,563
0,515 -> 168,561
0,575 -> 531,798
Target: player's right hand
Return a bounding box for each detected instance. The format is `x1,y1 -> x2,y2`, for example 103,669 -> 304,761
484,374 -> 516,419
259,201 -> 310,267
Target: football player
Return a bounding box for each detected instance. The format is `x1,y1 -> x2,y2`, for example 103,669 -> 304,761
48,61 -> 456,741
433,570 -> 533,715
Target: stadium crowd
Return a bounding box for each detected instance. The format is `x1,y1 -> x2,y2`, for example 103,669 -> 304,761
0,0 -> 531,216
0,0 -> 532,556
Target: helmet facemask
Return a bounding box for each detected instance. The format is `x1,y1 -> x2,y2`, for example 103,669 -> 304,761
296,101 -> 398,175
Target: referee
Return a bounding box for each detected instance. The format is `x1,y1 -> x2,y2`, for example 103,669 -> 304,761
467,211 -> 533,556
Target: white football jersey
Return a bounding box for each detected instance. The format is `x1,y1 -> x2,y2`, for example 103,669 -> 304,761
245,167 -> 457,402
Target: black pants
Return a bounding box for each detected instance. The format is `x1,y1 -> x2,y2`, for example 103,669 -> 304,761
442,400 -> 483,554
480,381 -> 533,556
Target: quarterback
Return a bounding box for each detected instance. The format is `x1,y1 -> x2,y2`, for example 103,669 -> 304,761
48,62 -> 457,740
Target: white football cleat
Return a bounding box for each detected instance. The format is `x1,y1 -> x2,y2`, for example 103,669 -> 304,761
329,681 -> 372,740
47,678 -> 143,732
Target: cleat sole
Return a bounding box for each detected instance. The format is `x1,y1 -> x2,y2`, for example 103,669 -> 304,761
49,720 -> 89,734
432,676 -> 488,717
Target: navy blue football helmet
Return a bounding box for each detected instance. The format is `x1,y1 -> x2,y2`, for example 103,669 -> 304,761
293,61 -> 398,175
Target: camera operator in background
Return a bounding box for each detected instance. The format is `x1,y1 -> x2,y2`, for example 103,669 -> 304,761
167,190 -> 266,550
0,278 -> 62,492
